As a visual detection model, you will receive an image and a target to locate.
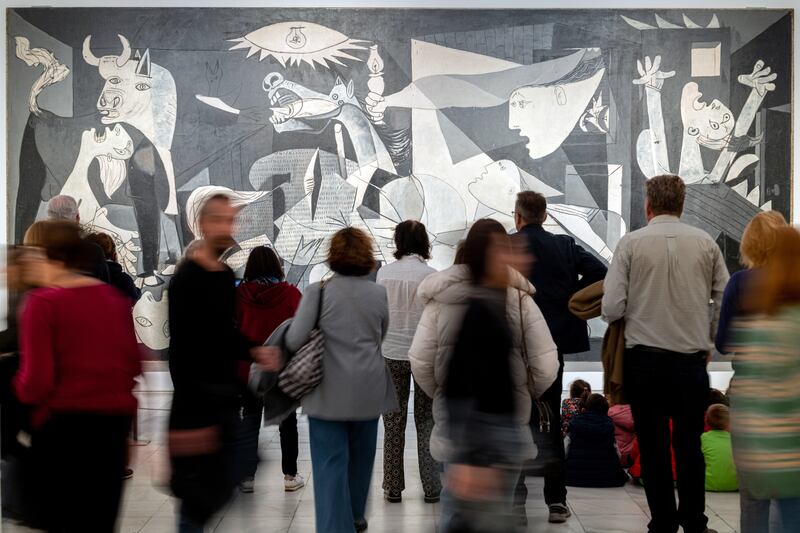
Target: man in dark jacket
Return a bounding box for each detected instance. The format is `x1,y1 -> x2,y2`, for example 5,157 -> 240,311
513,191 -> 607,524
167,194 -> 259,532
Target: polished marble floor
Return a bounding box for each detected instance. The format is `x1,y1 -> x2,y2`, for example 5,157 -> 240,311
3,391 -> 743,533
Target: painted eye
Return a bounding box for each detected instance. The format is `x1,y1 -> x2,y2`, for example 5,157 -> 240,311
511,101 -> 517,108
108,77 -> 121,85
722,113 -> 731,122
332,93 -> 339,100
709,121 -> 719,130
163,321 -> 170,338
135,317 -> 153,327
135,82 -> 151,91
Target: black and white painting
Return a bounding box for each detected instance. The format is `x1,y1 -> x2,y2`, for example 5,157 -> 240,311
6,8 -> 793,357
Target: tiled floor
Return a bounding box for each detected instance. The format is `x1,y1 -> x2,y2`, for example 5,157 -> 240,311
3,391 -> 742,533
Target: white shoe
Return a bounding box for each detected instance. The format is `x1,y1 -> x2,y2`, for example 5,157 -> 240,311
239,477 -> 255,493
284,474 -> 305,492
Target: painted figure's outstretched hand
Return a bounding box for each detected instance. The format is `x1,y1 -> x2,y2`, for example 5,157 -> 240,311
737,60 -> 777,97
633,55 -> 675,91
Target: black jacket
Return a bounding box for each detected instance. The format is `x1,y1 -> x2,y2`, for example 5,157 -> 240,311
565,411 -> 628,488
518,224 -> 607,354
106,261 -> 141,303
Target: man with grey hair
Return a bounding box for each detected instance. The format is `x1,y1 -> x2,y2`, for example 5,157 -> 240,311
46,195 -> 80,222
44,194 -> 109,282
602,174 -> 728,533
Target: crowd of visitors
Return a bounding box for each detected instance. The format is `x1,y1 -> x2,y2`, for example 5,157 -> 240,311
2,173 -> 799,533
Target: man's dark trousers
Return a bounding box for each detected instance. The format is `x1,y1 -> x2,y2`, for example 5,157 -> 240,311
625,346 -> 709,533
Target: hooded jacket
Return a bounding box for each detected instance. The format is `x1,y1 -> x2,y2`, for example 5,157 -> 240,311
408,264 -> 559,462
235,280 -> 302,382
565,411 -> 629,488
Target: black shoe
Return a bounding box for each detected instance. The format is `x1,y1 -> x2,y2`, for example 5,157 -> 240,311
354,518 -> 368,531
385,490 -> 402,503
424,492 -> 440,504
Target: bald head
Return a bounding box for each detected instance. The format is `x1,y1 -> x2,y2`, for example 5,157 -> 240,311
47,195 -> 80,222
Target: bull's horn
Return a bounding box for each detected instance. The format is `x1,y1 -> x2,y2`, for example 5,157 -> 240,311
116,34 -> 132,67
82,35 -> 100,66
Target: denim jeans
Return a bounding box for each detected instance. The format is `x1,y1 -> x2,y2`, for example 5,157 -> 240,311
740,486 -> 800,533
440,465 -> 523,533
308,417 -> 378,533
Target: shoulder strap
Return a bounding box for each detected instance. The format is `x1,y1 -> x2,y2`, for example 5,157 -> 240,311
314,281 -> 325,328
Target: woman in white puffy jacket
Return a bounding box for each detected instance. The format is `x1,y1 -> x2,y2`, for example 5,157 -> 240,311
408,239 -> 560,465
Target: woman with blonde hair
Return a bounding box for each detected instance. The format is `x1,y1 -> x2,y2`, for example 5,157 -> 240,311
715,211 -> 787,353
727,227 -> 800,532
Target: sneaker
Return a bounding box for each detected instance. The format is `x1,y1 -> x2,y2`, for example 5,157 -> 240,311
385,490 -> 402,503
122,468 -> 134,480
239,476 -> 255,493
284,474 -> 305,492
548,503 -> 571,523
354,518 -> 368,532
423,491 -> 440,504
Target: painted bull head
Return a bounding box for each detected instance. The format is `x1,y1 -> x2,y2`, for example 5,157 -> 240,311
83,34 -> 153,123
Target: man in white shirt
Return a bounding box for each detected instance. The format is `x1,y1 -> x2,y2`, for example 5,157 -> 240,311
377,220 -> 440,503
602,175 -> 728,533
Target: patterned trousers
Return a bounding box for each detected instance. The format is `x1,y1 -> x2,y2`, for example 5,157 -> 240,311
383,359 -> 442,497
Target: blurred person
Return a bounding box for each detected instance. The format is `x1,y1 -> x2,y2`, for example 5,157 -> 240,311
13,221 -> 141,532
377,220 -> 440,504
564,393 -> 629,488
1,246 -> 43,525
514,191 -> 607,524
608,397 -> 636,468
45,195 -> 110,282
167,194 -> 258,532
701,404 -> 737,492
603,174 -> 729,533
235,245 -> 302,494
260,227 -> 397,533
715,211 -> 787,353
561,379 -> 592,437
728,226 -> 800,533
409,219 -> 558,533
85,232 -> 141,303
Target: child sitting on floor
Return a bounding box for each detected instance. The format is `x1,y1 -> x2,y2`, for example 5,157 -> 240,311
608,397 -> 636,468
705,388 -> 730,432
561,379 -> 591,437
702,403 -> 738,492
565,393 -> 629,488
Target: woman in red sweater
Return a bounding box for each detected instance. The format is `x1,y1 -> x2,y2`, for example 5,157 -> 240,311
235,245 -> 302,493
14,221 -> 141,532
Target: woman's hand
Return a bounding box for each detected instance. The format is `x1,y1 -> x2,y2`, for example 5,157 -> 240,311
251,346 -> 284,372
446,464 -> 503,502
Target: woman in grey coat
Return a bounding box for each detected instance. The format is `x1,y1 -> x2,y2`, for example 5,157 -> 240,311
280,228 -> 397,533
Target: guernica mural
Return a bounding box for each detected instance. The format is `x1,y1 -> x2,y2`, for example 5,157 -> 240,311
6,8 -> 793,357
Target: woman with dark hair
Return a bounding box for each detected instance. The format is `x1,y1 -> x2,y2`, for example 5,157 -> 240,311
260,227 -> 397,532
14,221 -> 141,532
235,245 -> 302,494
376,220 -> 440,504
409,219 -> 558,533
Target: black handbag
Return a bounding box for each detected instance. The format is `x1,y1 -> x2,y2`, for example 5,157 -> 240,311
516,291 -> 558,476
